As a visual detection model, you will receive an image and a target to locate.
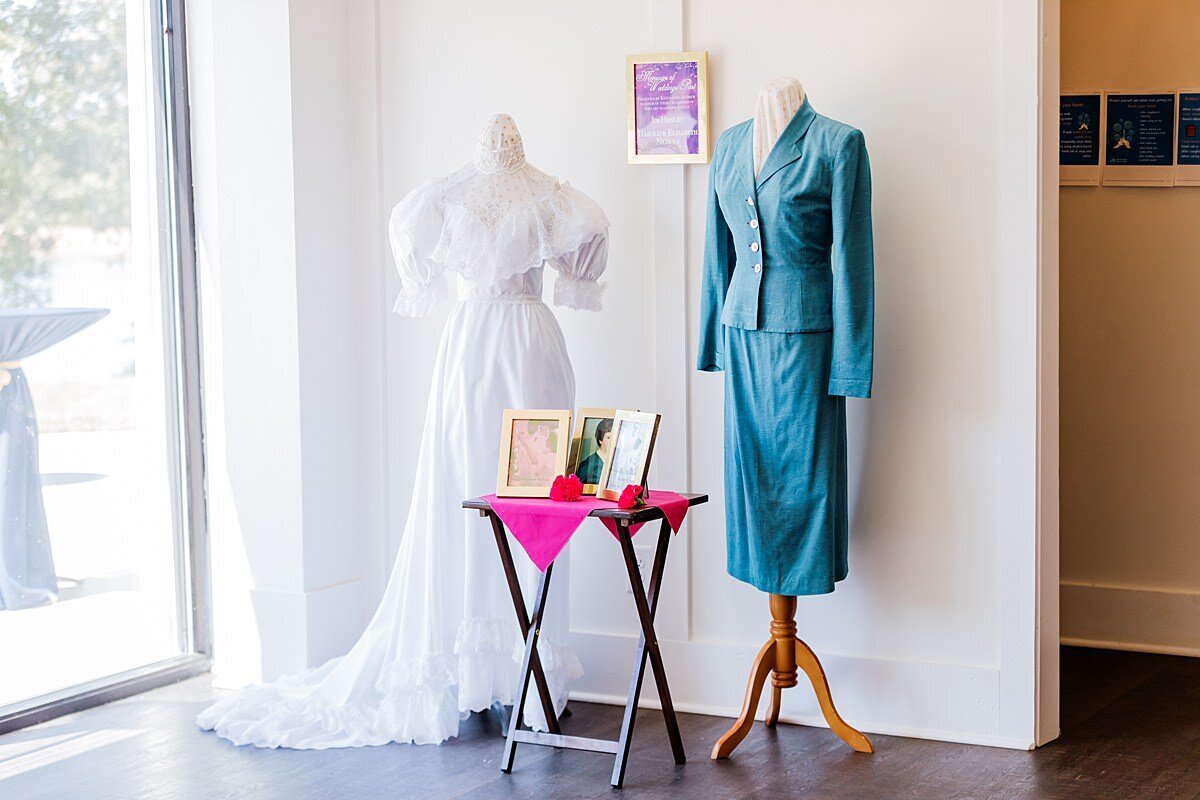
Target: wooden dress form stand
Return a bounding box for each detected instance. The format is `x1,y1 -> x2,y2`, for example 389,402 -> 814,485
711,594 -> 874,759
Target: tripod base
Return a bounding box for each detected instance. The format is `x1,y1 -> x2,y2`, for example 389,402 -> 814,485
711,595 -> 874,759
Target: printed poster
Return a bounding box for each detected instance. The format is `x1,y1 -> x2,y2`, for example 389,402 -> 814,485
626,51 -> 710,164
632,60 -> 701,157
1104,93 -> 1176,187
1176,91 -> 1200,186
1060,93 -> 1102,185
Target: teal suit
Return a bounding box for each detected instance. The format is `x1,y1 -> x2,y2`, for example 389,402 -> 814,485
698,99 -> 874,595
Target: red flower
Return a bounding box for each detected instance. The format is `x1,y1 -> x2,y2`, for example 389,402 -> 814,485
550,474 -> 583,502
617,484 -> 645,510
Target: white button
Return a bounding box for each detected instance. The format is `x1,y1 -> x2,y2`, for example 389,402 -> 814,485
750,242 -> 759,252
753,263 -> 762,273
746,197 -> 754,206
749,219 -> 758,229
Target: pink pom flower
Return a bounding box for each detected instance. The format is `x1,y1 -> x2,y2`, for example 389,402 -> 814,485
550,474 -> 583,502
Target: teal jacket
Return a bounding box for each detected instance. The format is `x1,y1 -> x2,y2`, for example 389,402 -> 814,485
697,99 -> 874,398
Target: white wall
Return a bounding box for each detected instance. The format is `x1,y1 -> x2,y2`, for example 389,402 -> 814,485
372,0 -> 1050,748
188,0 -> 378,685
189,0 -> 1053,747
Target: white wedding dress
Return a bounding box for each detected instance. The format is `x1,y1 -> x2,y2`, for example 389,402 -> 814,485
197,114 -> 609,748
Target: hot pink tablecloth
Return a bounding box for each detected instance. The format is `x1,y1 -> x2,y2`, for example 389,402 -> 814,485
483,490 -> 691,571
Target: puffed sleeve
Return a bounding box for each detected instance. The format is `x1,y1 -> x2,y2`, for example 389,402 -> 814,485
549,232 -> 608,311
546,182 -> 609,311
697,145 -> 735,372
388,180 -> 449,317
827,128 -> 874,398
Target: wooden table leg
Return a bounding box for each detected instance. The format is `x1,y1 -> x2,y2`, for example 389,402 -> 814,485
611,520 -> 685,788
485,511 -> 561,736
501,561 -> 553,773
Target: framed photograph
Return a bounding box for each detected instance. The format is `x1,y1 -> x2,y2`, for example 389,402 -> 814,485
496,409 -> 572,498
597,410 -> 662,502
568,408 -> 616,495
626,51 -> 710,165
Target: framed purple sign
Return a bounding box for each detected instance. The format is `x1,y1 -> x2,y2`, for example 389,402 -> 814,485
626,51 -> 710,164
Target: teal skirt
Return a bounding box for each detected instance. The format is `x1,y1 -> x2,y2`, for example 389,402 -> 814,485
723,327 -> 848,595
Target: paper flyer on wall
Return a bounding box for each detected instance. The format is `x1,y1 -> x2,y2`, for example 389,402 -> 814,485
1176,90 -> 1200,186
1102,92 -> 1176,187
1060,92 -> 1102,186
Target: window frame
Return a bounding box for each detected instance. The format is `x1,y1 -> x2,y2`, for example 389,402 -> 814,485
0,0 -> 210,735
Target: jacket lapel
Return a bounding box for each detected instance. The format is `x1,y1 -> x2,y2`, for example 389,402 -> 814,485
730,122 -> 757,199
755,98 -> 817,190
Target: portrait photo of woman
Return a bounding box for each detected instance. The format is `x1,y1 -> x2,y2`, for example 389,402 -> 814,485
568,409 -> 616,493
575,416 -> 613,486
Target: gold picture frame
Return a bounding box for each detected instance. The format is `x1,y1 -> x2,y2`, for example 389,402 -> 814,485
568,408 -> 617,496
597,410 -> 662,502
496,409 -> 573,498
626,51 -> 710,165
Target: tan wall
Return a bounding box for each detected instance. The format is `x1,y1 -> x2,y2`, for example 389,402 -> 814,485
1061,0 -> 1200,654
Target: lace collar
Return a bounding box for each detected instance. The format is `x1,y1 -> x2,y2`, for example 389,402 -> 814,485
388,113 -> 609,287
473,113 -> 526,175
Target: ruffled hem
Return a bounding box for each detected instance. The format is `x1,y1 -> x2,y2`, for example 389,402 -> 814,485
196,657 -> 465,749
196,616 -> 582,750
553,273 -> 605,312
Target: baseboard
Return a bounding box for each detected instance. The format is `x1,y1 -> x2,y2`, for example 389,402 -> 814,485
1060,637 -> 1200,658
214,578 -> 367,687
567,631 -> 1034,750
1061,581 -> 1200,657
567,690 -> 1033,751
303,578 -> 369,665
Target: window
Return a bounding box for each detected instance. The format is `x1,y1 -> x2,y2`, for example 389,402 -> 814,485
0,0 -> 206,728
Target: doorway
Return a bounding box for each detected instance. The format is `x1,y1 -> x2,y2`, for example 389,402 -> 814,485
1057,0 -> 1200,742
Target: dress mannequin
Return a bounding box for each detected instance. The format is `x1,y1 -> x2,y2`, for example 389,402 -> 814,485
752,77 -> 806,177
710,78 -> 874,761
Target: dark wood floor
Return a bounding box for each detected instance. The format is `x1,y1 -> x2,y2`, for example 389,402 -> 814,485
1,647 -> 1198,799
